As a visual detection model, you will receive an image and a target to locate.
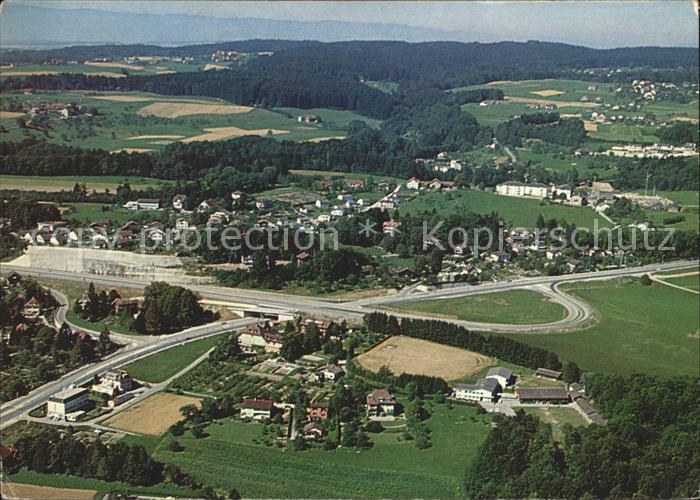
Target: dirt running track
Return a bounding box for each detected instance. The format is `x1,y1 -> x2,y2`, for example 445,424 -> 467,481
357,335 -> 493,380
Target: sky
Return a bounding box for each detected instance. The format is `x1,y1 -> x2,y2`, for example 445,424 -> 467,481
4,0 -> 699,48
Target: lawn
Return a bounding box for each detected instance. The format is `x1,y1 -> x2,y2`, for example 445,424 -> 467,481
401,188 -> 611,229
122,335 -> 222,383
658,273 -> 700,291
0,174 -> 170,193
128,401 -> 491,498
37,277 -> 143,335
503,278 -> 700,377
658,190 -> 699,207
514,146 -> 616,178
523,406 -> 588,441
59,202 -> 154,226
382,290 -> 567,325
642,208 -> 699,232
589,122 -> 659,143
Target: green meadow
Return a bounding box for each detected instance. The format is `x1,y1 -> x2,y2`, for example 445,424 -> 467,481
123,400 -> 491,498
382,290 -> 567,325
122,335 -> 223,383
504,278 -> 700,377
0,174 -> 170,192
0,90 -> 382,150
401,188 -> 611,229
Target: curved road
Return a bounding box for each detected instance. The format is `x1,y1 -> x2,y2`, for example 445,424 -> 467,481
0,259 -> 696,428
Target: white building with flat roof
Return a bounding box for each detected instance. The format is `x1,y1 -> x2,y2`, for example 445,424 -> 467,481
47,387 -> 89,418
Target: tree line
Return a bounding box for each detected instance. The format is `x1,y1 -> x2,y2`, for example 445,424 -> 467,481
464,372 -> 699,498
363,312 -> 562,370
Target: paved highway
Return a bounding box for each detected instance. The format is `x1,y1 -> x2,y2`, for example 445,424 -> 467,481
0,314 -> 257,429
0,259 -> 696,428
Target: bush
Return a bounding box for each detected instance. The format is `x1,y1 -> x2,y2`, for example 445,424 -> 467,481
663,214 -> 686,225
640,274 -> 653,286
365,420 -> 384,433
166,439 -> 183,452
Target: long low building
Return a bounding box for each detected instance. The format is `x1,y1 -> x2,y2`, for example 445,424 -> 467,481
516,387 -> 570,404
48,387 -> 90,418
454,378 -> 500,403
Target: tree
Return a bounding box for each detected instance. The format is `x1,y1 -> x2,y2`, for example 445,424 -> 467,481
167,439 -> 183,452
562,362 -> 581,384
640,274 -> 653,286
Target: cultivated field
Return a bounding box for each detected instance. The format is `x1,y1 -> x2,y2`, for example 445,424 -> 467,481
104,392 -> 201,436
530,89 -> 565,97
0,90 -> 363,148
0,110 -> 25,119
505,95 -> 599,108
356,336 -> 493,380
181,126 -> 289,142
0,171 -> 167,192
136,101 -> 253,118
0,482 -> 96,500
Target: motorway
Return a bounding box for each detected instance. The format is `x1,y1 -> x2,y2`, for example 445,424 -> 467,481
0,258 -> 697,428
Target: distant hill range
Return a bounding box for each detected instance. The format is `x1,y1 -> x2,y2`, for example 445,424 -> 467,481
0,4 -> 476,47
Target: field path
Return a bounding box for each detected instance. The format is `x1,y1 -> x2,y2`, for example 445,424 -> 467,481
651,275 -> 699,295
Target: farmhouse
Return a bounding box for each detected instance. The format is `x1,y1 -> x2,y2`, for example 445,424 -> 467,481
406,177 -> 422,190
346,179 -> 365,189
366,389 -> 397,418
319,364 -> 344,382
48,386 -> 90,419
485,367 -> 514,389
238,321 -> 283,353
307,401 -> 329,421
92,369 -> 133,396
111,298 -> 142,315
302,421 -> 325,440
453,378 -> 500,403
298,114 -> 321,123
382,220 -> 401,236
535,368 -> 562,380
172,194 -> 188,210
516,387 -> 570,404
21,297 -> 42,319
240,398 -> 273,420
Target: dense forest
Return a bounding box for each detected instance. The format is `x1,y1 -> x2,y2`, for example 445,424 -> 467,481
495,114 -> 587,147
465,373 -> 700,498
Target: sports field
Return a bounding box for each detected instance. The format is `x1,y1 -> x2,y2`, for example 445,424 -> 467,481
104,392 -> 201,436
122,335 -> 222,383
401,188 -> 611,229
505,277 -> 700,377
356,336 -> 493,380
383,290 -> 568,325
